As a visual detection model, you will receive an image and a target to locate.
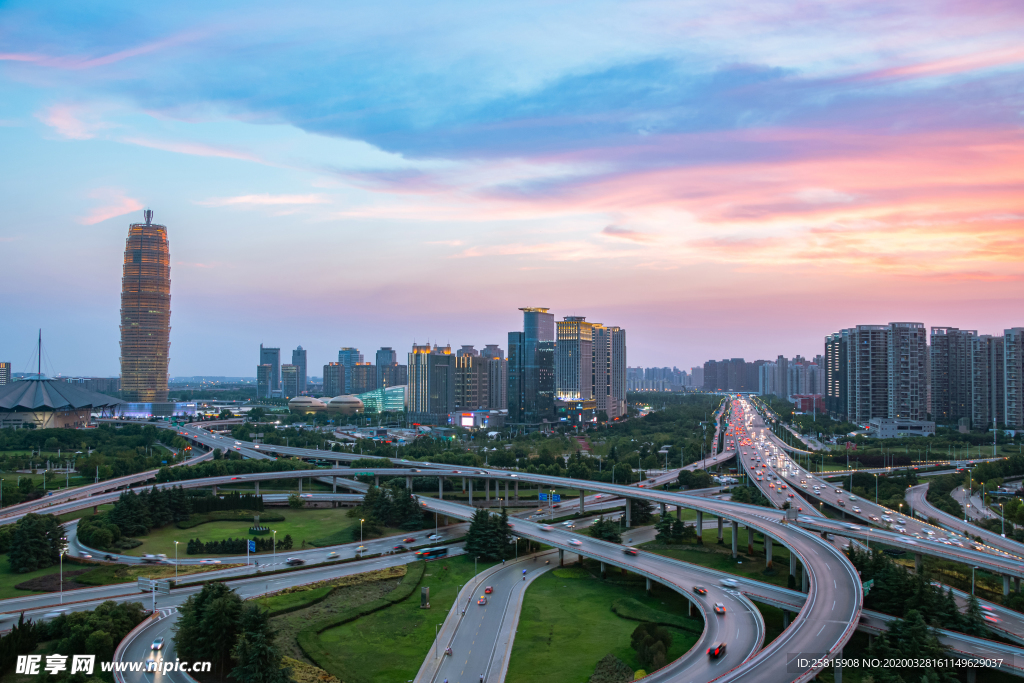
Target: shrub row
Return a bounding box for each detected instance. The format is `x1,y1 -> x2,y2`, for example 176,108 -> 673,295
610,598 -> 702,634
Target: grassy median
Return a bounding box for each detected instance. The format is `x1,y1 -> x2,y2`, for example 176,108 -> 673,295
506,564 -> 702,683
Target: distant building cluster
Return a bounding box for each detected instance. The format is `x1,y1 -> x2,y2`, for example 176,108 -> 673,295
700,356 -> 826,398
825,323 -> 1024,430
625,366 -> 695,392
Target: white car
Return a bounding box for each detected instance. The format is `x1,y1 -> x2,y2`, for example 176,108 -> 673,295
568,539 -> 582,546
720,578 -> 738,588
852,507 -> 861,513
540,525 -> 554,532
428,534 -> 442,541
151,637 -> 164,650
199,559 -> 221,565
849,495 -> 858,501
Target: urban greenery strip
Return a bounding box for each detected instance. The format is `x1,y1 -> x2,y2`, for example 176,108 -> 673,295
610,598 -> 703,634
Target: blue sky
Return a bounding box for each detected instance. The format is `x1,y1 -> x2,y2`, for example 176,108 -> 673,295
2,0 -> 1023,376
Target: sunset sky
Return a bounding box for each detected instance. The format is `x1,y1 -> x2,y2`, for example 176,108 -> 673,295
2,0 -> 1023,377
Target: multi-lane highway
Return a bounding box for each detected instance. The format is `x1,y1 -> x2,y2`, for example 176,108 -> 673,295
907,483 -> 1024,559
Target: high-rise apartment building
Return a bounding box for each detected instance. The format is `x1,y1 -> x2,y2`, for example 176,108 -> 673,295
291,346 -> 307,394
406,343 -> 455,424
256,364 -> 274,399
592,324 -> 626,418
825,330 -> 850,419
350,362 -> 376,395
971,335 -> 1005,429
454,346 -> 489,410
281,364 -> 299,398
375,347 -> 398,388
323,362 -> 344,396
0,362 -> 9,387
556,316 -> 594,400
260,345 -> 281,393
507,308 -> 556,424
338,347 -> 363,393
887,322 -> 927,420
1006,328 -> 1024,429
930,327 -> 975,423
690,366 -> 704,388
847,325 -> 889,423
481,344 -> 507,410
120,210 -> 170,402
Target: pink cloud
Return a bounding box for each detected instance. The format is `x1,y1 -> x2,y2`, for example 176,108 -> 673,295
119,136 -> 265,163
600,225 -> 654,242
37,104 -> 109,140
0,30 -> 207,71
78,189 -> 144,225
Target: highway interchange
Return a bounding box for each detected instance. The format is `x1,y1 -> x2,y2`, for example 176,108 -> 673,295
2,400 -> 1024,683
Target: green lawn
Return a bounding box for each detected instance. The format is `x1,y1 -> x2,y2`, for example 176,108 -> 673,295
123,507 -> 364,556
506,564 -> 701,682
313,555 -> 497,683
640,526 -> 794,589
0,553 -> 95,600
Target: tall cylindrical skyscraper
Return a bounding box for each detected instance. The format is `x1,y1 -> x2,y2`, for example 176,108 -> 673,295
120,209 -> 170,402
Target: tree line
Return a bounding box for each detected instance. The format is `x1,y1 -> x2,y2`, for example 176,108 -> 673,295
175,582 -> 289,683
347,484 -> 426,540
186,535 -> 293,555
0,513 -> 62,573
464,508 -> 514,560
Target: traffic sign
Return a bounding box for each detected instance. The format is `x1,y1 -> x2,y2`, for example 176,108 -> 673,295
137,578 -> 172,594
863,579 -> 874,596
248,540 -> 256,552
553,494 -> 561,502
539,493 -> 547,501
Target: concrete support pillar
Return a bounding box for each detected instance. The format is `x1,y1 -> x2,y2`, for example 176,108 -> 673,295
717,517 -> 724,544
374,475 -> 379,487
468,479 -> 473,505
625,500 -> 632,527
688,600 -> 693,617
766,536 -> 773,569
801,566 -> 808,593
486,479 -> 490,504
834,649 -> 843,683
965,669 -> 975,683
1005,575 -> 1011,597
438,476 -> 444,500
298,479 -> 302,493
1016,577 -> 1021,593
747,525 -> 754,555
790,554 -> 797,578
505,481 -> 509,506
93,505 -> 98,514
515,481 -> 519,502
646,577 -> 652,595
580,490 -> 585,514
559,549 -> 564,566
731,521 -> 738,558
212,485 -> 218,495
462,477 -> 466,492
915,553 -> 922,572
600,562 -> 606,578
696,511 -> 703,544
407,476 -> 412,491
676,506 -> 681,521
660,502 -> 667,517
256,481 -> 260,495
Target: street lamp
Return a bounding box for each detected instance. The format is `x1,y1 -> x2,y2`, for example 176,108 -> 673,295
1000,503 -> 1005,537
273,530 -> 277,561
874,473 -> 879,505
175,541 -> 180,580
435,622 -> 444,659
360,519 -> 365,543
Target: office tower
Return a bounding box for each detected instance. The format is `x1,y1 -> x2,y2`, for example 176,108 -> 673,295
1006,328 -> 1024,429
338,347 -> 363,393
507,307 -> 556,424
971,335 -> 1005,429
120,209 -> 170,402
260,345 -> 281,392
281,364 -> 298,398
825,330 -> 850,419
592,324 -> 626,418
556,316 -> 594,400
350,362 -> 376,395
0,362 -> 9,387
256,364 -> 274,399
291,346 -> 308,394
887,322 -> 927,420
846,325 -> 889,422
375,347 -> 397,388
481,344 -> 507,410
406,343 -> 455,424
454,346 -> 489,410
930,327 -> 976,423
378,362 -> 408,389
323,362 -> 344,396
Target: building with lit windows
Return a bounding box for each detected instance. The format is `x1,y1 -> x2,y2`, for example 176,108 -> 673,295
507,307 -> 555,425
323,362 -> 344,397
556,316 -> 594,401
282,364 -> 299,398
406,343 -> 455,425
120,210 -> 170,402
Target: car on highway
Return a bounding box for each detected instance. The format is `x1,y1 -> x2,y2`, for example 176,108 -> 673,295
568,539 -> 582,546
199,559 -> 221,565
80,553 -> 92,559
326,552 -> 339,559
151,637 -> 164,650
484,586 -> 494,594
693,586 -> 708,595
355,545 -> 367,552
393,544 -> 406,551
720,578 -> 738,588
713,602 -> 726,615
286,557 -> 305,566
477,596 -> 488,605
881,516 -> 893,522
869,515 -> 880,522
623,548 -> 638,556
428,534 -> 442,541
983,614 -> 1000,623
849,495 -> 858,501
403,537 -> 416,543
852,507 -> 861,513
540,525 -> 554,531
707,643 -> 727,658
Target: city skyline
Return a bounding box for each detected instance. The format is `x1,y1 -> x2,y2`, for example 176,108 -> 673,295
3,1 -> 1024,375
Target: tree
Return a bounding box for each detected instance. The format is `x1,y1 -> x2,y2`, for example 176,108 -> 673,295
629,498 -> 654,525
230,603 -> 290,683
8,513 -> 62,573
174,582 -> 244,678
630,623 -> 671,671
287,493 -> 302,509
654,516 -> 674,543
588,516 -> 622,544
465,508 -> 495,559
961,594 -> 989,637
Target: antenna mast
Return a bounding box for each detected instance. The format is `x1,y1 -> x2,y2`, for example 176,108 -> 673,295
37,329 -> 41,378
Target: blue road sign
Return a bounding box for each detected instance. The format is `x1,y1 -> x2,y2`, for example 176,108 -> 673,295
553,494 -> 561,502
539,493 -> 548,501
248,540 -> 256,552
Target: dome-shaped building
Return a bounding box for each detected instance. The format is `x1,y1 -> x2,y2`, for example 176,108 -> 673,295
287,396 -> 326,414
325,395 -> 364,415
